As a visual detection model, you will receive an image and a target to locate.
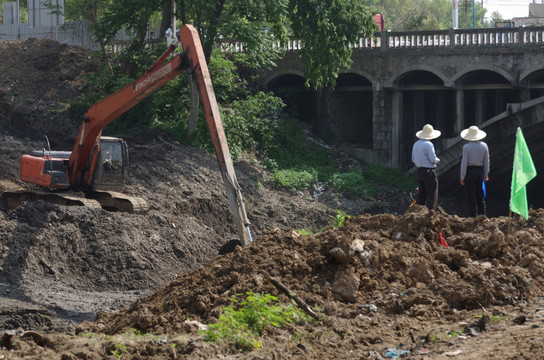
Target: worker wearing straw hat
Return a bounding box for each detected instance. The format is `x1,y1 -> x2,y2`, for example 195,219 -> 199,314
460,125 -> 489,217
412,124 -> 441,210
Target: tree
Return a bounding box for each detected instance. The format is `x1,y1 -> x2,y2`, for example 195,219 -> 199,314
85,0 -> 375,89
48,0 -> 375,88
365,0 -> 450,31
288,0 -> 375,87
365,0 -> 486,30
484,11 -> 503,28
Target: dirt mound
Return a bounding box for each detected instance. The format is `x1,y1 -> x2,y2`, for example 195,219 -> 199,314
0,37 -> 95,142
68,207 -> 543,357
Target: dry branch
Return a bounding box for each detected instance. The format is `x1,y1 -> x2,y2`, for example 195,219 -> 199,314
264,273 -> 319,320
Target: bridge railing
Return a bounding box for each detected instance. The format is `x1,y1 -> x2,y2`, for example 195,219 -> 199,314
219,26 -> 544,52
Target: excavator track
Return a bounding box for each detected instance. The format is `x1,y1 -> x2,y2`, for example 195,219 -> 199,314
0,190 -> 102,210
0,190 -> 147,214
88,190 -> 149,214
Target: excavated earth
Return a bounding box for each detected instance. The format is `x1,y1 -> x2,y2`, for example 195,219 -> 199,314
1,38 -> 544,359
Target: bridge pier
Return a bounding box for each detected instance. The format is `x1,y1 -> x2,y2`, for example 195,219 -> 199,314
455,89 -> 464,135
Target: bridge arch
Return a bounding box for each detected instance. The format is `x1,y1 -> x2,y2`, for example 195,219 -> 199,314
451,65 -> 516,85
262,68 -> 306,89
453,68 -> 518,128
520,66 -> 544,100
384,65 -> 449,89
387,69 -> 455,170
267,73 -> 315,124
321,72 -> 374,146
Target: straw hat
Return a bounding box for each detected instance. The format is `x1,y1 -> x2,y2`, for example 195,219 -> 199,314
416,124 -> 441,140
460,125 -> 486,141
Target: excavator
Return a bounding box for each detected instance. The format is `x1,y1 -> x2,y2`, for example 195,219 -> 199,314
2,24 -> 252,246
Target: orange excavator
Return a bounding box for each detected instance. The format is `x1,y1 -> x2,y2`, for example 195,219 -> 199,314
8,24 -> 252,246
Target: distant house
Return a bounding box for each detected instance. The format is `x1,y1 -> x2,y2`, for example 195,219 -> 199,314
498,3 -> 544,28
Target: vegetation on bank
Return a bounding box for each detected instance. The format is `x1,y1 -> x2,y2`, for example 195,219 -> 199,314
201,292 -> 312,351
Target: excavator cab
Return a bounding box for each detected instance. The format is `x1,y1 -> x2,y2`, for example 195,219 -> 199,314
92,137 -> 127,192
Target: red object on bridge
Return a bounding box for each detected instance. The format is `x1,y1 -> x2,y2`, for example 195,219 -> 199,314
373,13 -> 384,31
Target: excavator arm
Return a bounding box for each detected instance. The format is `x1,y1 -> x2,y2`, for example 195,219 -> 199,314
68,24 -> 251,245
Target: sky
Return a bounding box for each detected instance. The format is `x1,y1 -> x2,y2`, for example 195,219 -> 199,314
482,0 -> 533,20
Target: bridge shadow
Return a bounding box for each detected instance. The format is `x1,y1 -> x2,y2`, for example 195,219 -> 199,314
434,97 -> 544,217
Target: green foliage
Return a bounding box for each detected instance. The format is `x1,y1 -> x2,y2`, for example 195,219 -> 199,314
490,314 -> 504,324
273,167 -> 318,191
329,170 -> 374,199
94,0 -> 162,49
69,43 -> 178,135
447,330 -> 461,338
366,0 -> 487,30
202,292 -> 311,352
298,228 -> 316,236
362,162 -> 417,192
110,343 -> 127,359
289,0 -> 375,88
49,0 -> 378,89
225,91 -> 287,157
331,209 -> 351,228
484,11 -> 504,28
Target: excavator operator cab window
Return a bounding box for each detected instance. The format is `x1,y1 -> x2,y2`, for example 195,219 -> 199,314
93,138 -> 126,191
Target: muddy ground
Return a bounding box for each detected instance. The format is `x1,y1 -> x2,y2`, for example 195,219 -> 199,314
0,38 -> 543,359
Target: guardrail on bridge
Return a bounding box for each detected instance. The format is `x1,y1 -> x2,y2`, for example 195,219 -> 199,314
219,26 -> 544,52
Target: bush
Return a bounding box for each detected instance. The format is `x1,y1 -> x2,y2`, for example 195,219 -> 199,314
362,162 -> 417,192
329,170 -> 374,199
202,292 -> 311,352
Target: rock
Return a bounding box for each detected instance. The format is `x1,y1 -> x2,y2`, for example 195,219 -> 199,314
332,270 -> 360,302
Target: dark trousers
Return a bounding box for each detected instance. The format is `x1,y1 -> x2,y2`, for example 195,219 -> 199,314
416,167 -> 438,210
464,166 -> 486,217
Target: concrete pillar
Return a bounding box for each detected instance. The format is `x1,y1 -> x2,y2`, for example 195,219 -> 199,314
520,89 -> 531,102
3,2 -> 19,24
435,92 -> 446,136
495,90 -> 504,115
391,90 -> 402,168
415,92 -> 425,126
455,89 -> 464,134
475,90 -> 484,125
28,0 -> 64,27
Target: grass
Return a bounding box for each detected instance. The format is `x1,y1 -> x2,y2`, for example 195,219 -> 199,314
201,292 -> 313,352
262,118 -> 416,199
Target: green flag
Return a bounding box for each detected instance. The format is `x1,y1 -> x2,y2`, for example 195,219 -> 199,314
510,127 -> 537,219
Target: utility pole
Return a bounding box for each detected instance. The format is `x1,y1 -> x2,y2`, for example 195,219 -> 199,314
172,0 -> 176,34
453,0 -> 459,29
472,0 -> 476,28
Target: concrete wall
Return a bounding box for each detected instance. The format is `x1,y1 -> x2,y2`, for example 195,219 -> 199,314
28,0 -> 64,27
3,2 -> 19,24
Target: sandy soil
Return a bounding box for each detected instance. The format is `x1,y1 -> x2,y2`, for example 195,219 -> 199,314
0,38 -> 543,359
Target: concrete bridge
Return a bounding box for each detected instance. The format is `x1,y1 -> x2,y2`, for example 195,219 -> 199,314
227,27 -> 544,214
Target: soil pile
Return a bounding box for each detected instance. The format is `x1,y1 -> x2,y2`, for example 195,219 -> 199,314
1,38 -> 543,359
0,37 -> 96,142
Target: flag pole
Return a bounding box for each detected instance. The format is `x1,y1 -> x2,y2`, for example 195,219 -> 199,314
506,209 -> 512,246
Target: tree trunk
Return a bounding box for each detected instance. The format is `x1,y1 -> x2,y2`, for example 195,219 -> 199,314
159,2 -> 173,39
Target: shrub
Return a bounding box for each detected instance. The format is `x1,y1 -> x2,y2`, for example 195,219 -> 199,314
329,170 -> 374,199
202,292 -> 311,352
